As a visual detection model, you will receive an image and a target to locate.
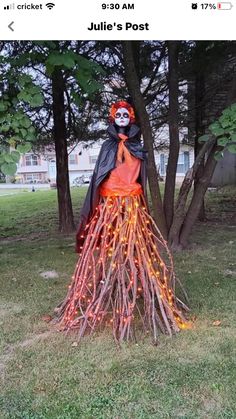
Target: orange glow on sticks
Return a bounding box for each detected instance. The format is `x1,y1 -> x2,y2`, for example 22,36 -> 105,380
54,194 -> 192,344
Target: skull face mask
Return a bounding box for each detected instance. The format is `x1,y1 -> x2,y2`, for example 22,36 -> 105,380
114,107 -> 130,127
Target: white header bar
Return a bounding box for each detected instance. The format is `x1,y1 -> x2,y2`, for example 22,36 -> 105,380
0,0 -> 235,40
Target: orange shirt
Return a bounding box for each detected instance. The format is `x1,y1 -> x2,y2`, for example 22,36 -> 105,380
99,134 -> 143,197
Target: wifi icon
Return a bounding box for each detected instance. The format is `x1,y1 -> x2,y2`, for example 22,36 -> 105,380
46,2 -> 55,9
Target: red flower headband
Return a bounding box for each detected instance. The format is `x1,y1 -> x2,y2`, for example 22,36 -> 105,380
109,100 -> 136,124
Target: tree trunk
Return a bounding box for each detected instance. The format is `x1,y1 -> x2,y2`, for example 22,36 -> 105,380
164,41 -> 180,232
194,72 -> 206,221
177,69 -> 236,248
51,67 -> 75,233
179,143 -> 218,248
122,41 -> 167,237
168,137 -> 216,249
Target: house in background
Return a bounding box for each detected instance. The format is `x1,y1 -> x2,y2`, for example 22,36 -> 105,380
15,141 -> 103,185
15,139 -> 194,185
17,153 -> 49,183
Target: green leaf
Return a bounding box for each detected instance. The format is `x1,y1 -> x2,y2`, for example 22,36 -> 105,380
219,115 -> 231,129
15,112 -> 25,121
230,103 -> 236,112
63,55 -> 75,69
71,91 -> 82,107
29,86 -> 41,95
230,133 -> 236,142
76,71 -> 103,95
4,154 -> 14,163
17,91 -> 31,102
46,51 -> 76,69
0,102 -> 7,112
46,53 -> 64,66
8,137 -> 18,147
209,122 -> 225,136
227,143 -> 236,153
18,74 -> 32,87
12,120 -> 20,130
12,98 -> 18,106
198,134 -> 210,143
1,162 -> 17,176
20,128 -> 28,138
45,62 -> 54,76
30,93 -> 44,107
217,136 -> 229,146
76,55 -> 105,75
1,124 -> 10,133
28,126 -> 36,134
76,55 -> 96,72
25,132 -> 36,142
75,71 -> 89,92
21,118 -> 31,129
17,142 -> 32,153
11,150 -> 21,162
88,80 -> 104,94
214,151 -> 224,161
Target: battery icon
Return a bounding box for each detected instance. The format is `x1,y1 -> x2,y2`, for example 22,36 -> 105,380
217,2 -> 233,9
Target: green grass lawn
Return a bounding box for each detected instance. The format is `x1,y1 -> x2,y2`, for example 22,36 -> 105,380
0,188 -> 85,239
0,187 -> 236,418
0,189 -> 29,196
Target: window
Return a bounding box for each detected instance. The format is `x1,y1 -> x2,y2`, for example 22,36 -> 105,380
25,155 -> 38,166
160,152 -> 190,175
160,154 -> 167,175
25,173 -> 41,182
177,152 -> 190,173
69,154 -> 77,165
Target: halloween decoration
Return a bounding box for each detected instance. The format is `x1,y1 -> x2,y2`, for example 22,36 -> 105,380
53,101 -> 191,345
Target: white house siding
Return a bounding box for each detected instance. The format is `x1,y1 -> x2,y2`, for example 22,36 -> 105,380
15,142 -> 194,185
155,145 -> 194,183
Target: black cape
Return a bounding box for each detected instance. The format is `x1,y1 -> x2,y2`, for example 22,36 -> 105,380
75,123 -> 148,252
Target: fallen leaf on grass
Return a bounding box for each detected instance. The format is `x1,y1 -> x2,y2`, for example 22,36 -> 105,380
41,315 -> 52,323
212,320 -> 221,326
34,386 -> 46,393
72,341 -> 79,347
40,270 -> 59,279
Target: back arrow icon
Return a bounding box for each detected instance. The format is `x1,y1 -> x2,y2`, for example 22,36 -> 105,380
8,21 -> 14,31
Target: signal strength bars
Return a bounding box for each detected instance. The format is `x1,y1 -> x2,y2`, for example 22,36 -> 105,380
4,3 -> 15,9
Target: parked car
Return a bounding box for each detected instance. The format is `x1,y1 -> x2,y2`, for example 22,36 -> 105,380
83,175 -> 92,184
72,174 -> 92,186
